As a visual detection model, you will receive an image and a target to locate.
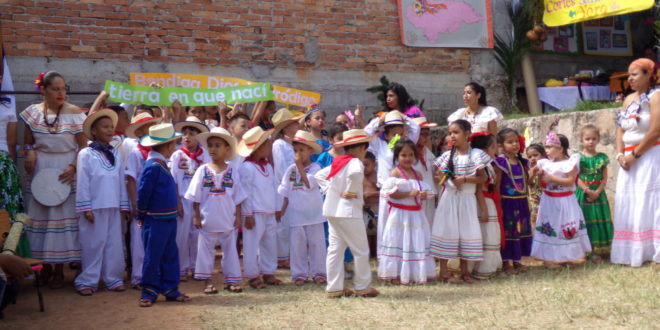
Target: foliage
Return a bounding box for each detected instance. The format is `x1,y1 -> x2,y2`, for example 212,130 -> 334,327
366,75 -> 425,111
571,100 -> 618,112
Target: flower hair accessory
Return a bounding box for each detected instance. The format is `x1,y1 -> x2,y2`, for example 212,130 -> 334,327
468,131 -> 491,142
545,119 -> 561,147
517,135 -> 526,153
304,104 -> 321,120
34,72 -> 46,89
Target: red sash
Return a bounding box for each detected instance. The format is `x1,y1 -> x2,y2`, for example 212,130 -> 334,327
181,146 -> 203,166
387,201 -> 422,211
326,154 -> 356,180
543,190 -> 573,197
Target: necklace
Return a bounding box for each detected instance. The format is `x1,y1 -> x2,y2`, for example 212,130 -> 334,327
43,103 -> 62,134
505,157 -> 526,194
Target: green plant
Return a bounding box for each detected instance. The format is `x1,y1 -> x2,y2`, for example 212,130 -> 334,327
366,75 -> 425,111
492,1 -> 533,111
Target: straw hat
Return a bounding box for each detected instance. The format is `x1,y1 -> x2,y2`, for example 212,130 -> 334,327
271,108 -> 304,136
291,130 -> 322,154
125,112 -> 161,138
413,117 -> 438,128
333,128 -> 374,148
382,110 -> 405,127
83,109 -> 118,140
174,116 -> 209,134
236,126 -> 275,157
139,123 -> 183,147
196,127 -> 237,160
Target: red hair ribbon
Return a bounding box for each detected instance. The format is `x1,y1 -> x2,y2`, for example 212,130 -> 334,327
518,135 -> 526,154
34,72 -> 46,88
468,131 -> 491,142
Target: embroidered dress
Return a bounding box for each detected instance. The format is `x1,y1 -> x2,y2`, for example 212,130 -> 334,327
430,148 -> 490,260
473,164 -> 502,279
531,155 -> 591,262
575,153 -> 613,255
612,89 -> 660,266
447,106 -> 503,133
20,104 -> 85,263
378,170 -> 436,284
494,156 -> 532,262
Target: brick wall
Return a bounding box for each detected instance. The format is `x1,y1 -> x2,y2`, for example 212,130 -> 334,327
1,0 -> 471,73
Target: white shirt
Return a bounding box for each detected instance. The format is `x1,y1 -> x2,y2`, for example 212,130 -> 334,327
447,106 -> 503,133
239,160 -> 279,216
75,147 -> 129,212
185,164 -> 247,232
364,116 -> 420,187
272,138 -> 294,183
0,105 -> 17,153
315,158 -> 364,219
170,147 -> 211,197
277,163 -> 324,226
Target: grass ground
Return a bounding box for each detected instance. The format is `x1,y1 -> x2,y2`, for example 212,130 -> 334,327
3,258 -> 658,329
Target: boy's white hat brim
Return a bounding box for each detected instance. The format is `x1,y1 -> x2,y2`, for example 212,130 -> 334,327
236,128 -> 275,158
196,127 -> 237,160
413,117 -> 438,128
333,129 -> 374,148
83,109 -> 118,140
272,108 -> 304,137
139,123 -> 183,147
174,116 -> 209,133
31,168 -> 71,207
291,130 -> 322,154
124,114 -> 161,138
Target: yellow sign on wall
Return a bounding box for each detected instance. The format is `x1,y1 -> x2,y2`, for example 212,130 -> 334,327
543,0 -> 654,27
129,73 -> 321,108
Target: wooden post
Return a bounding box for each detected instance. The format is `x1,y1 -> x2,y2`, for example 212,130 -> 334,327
522,52 -> 542,114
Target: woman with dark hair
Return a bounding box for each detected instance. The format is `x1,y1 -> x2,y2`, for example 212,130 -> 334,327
20,71 -> 87,288
447,82 -> 503,135
384,83 -> 425,118
612,58 -> 660,267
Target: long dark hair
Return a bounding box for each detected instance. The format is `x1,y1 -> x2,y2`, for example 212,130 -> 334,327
557,134 -> 570,157
470,133 -> 495,192
392,138 -> 418,166
497,128 -> 528,171
385,82 -> 415,112
446,119 -> 472,179
526,143 -> 547,159
465,82 -> 487,106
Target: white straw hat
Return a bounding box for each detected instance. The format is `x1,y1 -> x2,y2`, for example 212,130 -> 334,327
291,130 -> 322,154
382,110 -> 405,127
174,116 -> 209,133
124,112 -> 161,138
196,127 -> 237,160
412,117 -> 438,128
83,109 -> 118,140
236,126 -> 274,157
139,123 -> 183,147
272,108 -> 304,136
333,128 -> 374,148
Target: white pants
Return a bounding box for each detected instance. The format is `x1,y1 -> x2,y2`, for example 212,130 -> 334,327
175,199 -> 194,276
242,213 -> 278,279
130,218 -> 143,286
194,229 -> 242,283
74,208 -> 125,292
290,223 -> 327,281
326,217 -> 372,293
277,210 -> 291,262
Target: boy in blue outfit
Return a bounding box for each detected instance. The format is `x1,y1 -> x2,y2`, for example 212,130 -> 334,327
136,123 -> 190,307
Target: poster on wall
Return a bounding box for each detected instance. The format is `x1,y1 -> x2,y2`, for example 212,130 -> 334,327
532,24 -> 580,55
396,0 -> 493,48
581,15 -> 632,56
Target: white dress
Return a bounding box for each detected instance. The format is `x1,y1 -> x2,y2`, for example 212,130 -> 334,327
611,89 -> 660,266
378,176 -> 436,284
447,106 -> 503,133
430,148 -> 490,260
20,104 -> 86,263
531,155 -> 592,262
473,164 -> 502,279
412,146 -> 438,228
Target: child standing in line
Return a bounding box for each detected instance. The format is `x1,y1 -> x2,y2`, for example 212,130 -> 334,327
136,123 -> 190,307
74,110 -> 130,295
315,129 -> 379,298
185,127 -> 246,294
470,132 -> 502,280
271,108 -> 304,269
363,151 -> 379,257
526,144 -> 547,228
170,116 -> 210,280
494,128 -> 532,275
412,117 -> 439,228
378,139 -> 436,285
278,130 -> 327,286
124,113 -> 161,289
430,120 -> 489,284
531,128 -> 592,268
237,127 -> 284,289
304,105 -> 330,161
575,125 -> 612,262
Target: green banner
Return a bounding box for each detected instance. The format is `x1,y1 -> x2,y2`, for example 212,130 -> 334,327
103,80 -> 274,106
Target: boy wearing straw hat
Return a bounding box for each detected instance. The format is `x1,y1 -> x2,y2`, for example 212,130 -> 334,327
124,112 -> 161,289
74,109 -> 130,296
171,116 -> 210,281
237,126 -> 284,288
277,130 -> 327,286
136,123 -> 190,307
315,129 -> 379,298
271,108 -> 304,269
185,127 -> 246,294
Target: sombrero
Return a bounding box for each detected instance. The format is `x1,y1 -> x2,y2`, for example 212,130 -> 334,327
333,128 -> 374,148
236,126 -> 274,157
291,130 -> 322,154
139,123 -> 183,147
83,109 -> 118,140
174,116 -> 209,134
196,127 -> 237,160
124,112 -> 161,138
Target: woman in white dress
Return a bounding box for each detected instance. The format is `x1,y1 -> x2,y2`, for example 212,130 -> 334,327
611,58 -> 660,267
20,72 -> 87,288
447,82 -> 503,135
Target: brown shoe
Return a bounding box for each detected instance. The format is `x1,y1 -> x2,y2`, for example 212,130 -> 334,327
355,287 -> 380,298
326,288 -> 354,298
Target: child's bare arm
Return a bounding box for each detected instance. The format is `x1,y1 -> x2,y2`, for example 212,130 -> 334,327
475,186 -> 488,222
193,202 -> 202,229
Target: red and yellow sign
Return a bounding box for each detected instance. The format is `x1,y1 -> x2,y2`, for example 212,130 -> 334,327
543,0 -> 654,27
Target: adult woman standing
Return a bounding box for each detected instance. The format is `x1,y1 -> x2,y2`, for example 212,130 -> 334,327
447,82 -> 503,135
20,72 -> 87,288
612,58 -> 660,267
384,83 -> 425,118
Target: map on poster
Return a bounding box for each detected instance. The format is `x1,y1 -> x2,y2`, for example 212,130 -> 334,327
397,0 -> 493,48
